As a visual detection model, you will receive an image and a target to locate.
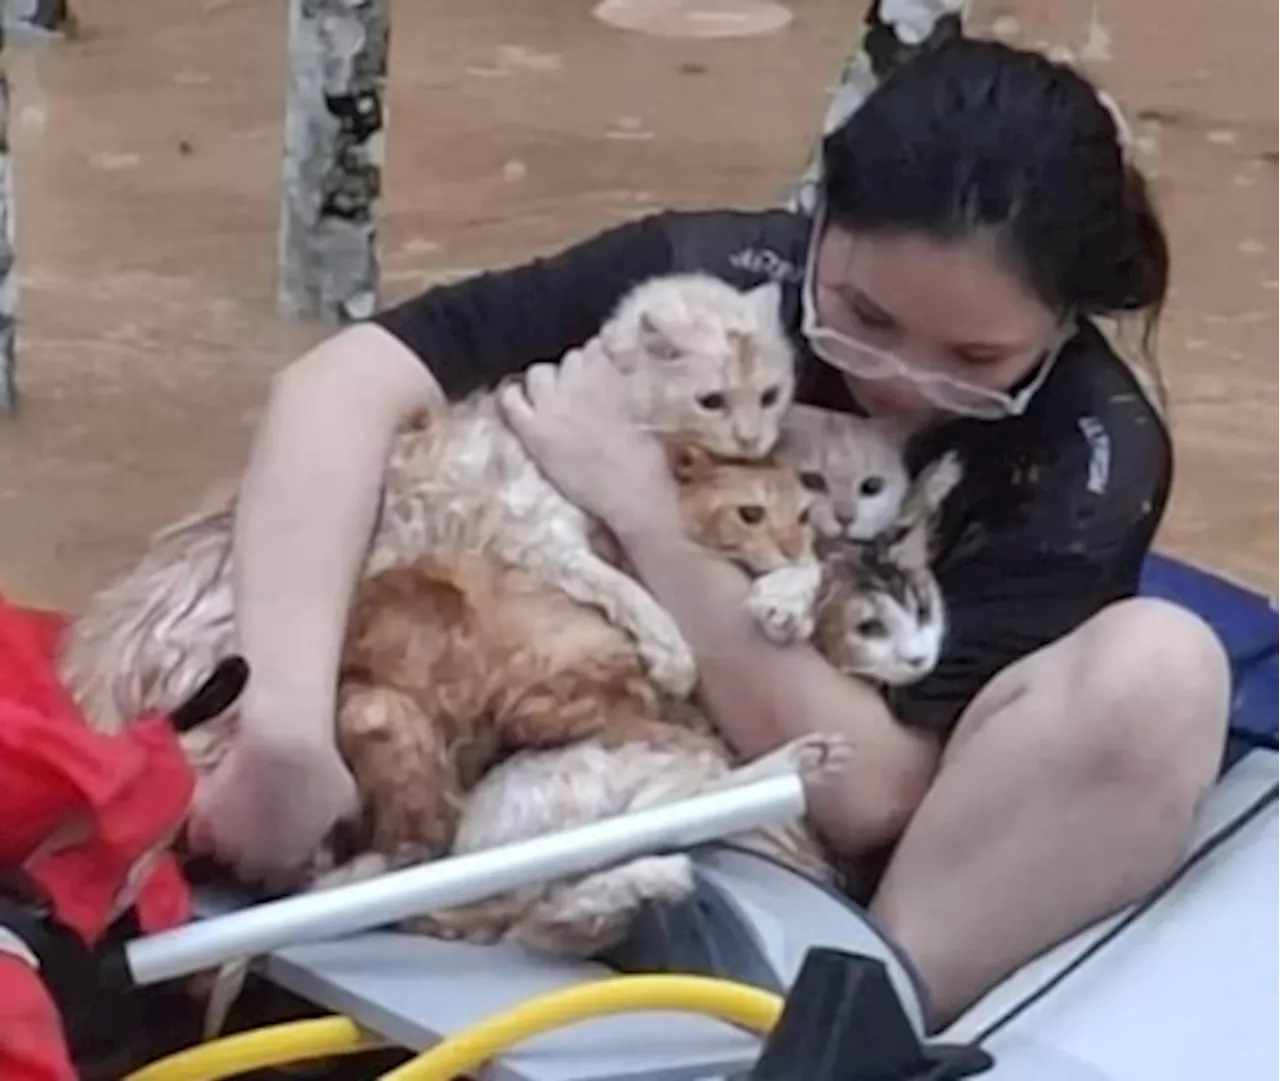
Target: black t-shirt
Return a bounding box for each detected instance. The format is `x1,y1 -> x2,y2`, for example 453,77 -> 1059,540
368,209 -> 1172,737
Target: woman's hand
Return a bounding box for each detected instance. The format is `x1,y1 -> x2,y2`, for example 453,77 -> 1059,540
498,343 -> 681,537
186,719 -> 358,886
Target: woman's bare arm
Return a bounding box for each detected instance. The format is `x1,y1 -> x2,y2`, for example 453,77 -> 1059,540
613,513 -> 939,856
197,217 -> 682,879
233,323 -> 445,745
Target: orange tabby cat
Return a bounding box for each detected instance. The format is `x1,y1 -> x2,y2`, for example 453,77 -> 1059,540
182,441 -> 822,877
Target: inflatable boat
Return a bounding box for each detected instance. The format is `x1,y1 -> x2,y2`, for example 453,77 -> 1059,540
4,552 -> 1274,1080
168,553 -> 1277,1081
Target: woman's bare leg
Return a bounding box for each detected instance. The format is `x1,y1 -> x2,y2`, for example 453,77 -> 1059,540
870,598 -> 1230,1028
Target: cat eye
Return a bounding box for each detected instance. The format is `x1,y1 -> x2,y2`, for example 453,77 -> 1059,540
737,505 -> 765,525
855,617 -> 888,638
799,471 -> 828,494
860,476 -> 885,497
697,392 -> 728,411
760,385 -> 782,408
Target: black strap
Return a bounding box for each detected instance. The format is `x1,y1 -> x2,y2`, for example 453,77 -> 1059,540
170,655 -> 250,731
0,870 -> 146,1080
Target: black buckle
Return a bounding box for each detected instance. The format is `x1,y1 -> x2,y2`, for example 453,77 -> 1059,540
746,947 -> 995,1081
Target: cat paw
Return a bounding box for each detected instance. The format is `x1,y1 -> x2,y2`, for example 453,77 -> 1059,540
707,731 -> 852,795
639,632 -> 698,699
785,731 -> 854,783
307,851 -> 392,891
403,907 -> 511,945
745,565 -> 821,644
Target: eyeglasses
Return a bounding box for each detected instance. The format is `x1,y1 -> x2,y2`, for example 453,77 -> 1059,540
800,204 -> 1074,421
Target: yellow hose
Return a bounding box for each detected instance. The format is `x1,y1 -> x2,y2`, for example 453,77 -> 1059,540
122,974 -> 781,1080
122,1015 -> 380,1081
378,974 -> 784,1081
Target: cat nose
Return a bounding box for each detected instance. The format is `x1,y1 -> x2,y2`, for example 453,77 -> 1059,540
839,515 -> 864,540
903,652 -> 931,671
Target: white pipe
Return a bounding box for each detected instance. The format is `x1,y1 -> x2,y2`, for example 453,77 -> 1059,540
126,771 -> 806,986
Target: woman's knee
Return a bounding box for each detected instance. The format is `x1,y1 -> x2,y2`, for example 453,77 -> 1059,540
1058,597 -> 1231,797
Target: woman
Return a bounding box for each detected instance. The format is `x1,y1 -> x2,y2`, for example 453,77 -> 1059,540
189,39 -> 1229,1027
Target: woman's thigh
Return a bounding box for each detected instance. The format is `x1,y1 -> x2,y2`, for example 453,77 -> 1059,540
942,596 -> 1230,781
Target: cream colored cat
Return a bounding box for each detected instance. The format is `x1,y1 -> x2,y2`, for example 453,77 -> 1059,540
313,734 -> 845,958
59,272 -> 798,733
779,402 -> 911,542
743,403 -> 913,645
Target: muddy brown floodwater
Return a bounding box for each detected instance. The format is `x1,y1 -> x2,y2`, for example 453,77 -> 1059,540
0,0 -> 1274,613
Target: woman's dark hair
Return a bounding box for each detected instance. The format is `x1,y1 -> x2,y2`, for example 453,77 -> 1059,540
821,38 -> 1169,350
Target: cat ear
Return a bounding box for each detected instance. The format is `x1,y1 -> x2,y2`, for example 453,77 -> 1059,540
666,441 -> 713,483
914,451 -> 964,514
594,320 -> 639,373
637,312 -> 682,361
881,519 -> 931,572
881,452 -> 962,568
746,280 -> 782,316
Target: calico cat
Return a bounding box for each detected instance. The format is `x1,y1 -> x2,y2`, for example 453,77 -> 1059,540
58,272 -> 798,733
813,451 -> 962,686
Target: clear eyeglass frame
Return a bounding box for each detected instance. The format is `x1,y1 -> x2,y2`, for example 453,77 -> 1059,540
799,201 -> 1075,421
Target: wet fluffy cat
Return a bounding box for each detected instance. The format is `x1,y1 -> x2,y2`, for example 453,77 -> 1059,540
324,442 -> 822,864
58,272 -> 797,733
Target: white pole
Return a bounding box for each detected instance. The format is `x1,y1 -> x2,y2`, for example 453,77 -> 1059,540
126,771 -> 807,986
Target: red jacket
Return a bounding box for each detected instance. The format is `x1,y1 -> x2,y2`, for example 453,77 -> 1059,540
0,596 -> 196,1081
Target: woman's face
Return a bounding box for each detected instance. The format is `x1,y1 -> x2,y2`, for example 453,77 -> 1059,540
806,221 -> 1065,423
